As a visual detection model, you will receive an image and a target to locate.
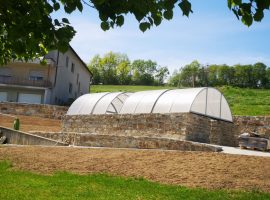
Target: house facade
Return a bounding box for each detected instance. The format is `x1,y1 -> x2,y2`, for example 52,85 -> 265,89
0,46 -> 92,105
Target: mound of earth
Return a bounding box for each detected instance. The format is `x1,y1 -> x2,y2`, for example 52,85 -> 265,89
0,146 -> 269,192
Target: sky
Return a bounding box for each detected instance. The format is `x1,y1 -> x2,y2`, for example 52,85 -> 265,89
53,0 -> 270,73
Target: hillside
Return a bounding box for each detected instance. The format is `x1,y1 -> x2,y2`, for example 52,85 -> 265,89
91,85 -> 270,116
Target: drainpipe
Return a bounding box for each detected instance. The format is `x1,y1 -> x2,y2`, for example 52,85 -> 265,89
54,50 -> 59,87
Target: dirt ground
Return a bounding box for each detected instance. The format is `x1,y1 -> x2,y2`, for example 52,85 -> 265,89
0,146 -> 270,192
0,115 -> 61,132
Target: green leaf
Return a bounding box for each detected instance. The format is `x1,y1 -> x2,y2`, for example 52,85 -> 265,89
232,8 -> 239,20
139,22 -> 149,32
54,19 -> 60,26
77,2 -> 83,12
232,0 -> 242,6
99,13 -> 108,21
116,15 -> 124,27
148,17 -> 153,25
164,10 -> 173,20
53,2 -> 60,11
101,21 -> 110,31
254,10 -> 264,22
228,0 -> 232,9
62,18 -> 70,24
152,14 -> 162,26
134,13 -> 144,22
241,14 -> 253,26
179,0 -> 193,17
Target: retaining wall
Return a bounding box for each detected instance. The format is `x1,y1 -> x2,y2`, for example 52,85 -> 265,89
62,113 -> 235,146
29,131 -> 222,152
0,126 -> 67,146
0,102 -> 67,119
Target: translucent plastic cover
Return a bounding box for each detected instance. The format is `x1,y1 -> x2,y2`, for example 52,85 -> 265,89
67,88 -> 233,122
67,92 -> 131,115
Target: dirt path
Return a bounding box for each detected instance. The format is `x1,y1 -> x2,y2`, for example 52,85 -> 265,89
0,115 -> 61,132
0,145 -> 270,192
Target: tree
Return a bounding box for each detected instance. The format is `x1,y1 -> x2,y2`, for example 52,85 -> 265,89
168,70 -> 181,87
233,64 -> 253,88
155,66 -> 169,85
251,62 -> 267,88
88,52 -> 130,85
116,61 -> 132,85
177,60 -> 200,87
1,0 -> 270,64
88,55 -> 102,84
131,59 -> 157,85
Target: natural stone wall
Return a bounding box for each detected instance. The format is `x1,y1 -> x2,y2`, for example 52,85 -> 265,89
233,116 -> 270,139
62,113 -> 235,146
0,126 -> 66,146
30,131 -> 222,152
210,119 -> 236,146
0,102 -> 67,119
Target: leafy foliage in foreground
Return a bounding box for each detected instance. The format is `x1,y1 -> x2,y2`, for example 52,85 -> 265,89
1,0 -> 270,64
91,85 -> 270,116
0,161 -> 269,200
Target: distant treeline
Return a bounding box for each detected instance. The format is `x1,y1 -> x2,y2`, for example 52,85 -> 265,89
88,52 -> 169,86
169,61 -> 270,88
88,52 -> 270,88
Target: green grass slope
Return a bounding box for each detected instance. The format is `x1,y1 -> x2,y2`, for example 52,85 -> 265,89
91,85 -> 270,116
0,161 -> 269,200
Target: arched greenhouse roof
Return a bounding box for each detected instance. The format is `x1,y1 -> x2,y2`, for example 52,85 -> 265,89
67,92 -> 131,115
120,87 -> 232,122
67,87 -> 232,122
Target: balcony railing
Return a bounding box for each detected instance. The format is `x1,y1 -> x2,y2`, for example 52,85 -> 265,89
0,77 -> 52,88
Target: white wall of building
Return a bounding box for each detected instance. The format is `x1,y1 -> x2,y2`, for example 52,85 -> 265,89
46,48 -> 91,105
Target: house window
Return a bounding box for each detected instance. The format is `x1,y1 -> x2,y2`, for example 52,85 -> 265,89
0,67 -> 12,78
69,83 -> 73,94
76,73 -> 79,84
71,63 -> 75,73
29,76 -> 43,81
0,75 -> 11,78
66,56 -> 69,68
29,71 -> 44,81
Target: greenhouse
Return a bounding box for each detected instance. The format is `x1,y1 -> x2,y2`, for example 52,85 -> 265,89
67,92 -> 131,115
67,87 -> 232,122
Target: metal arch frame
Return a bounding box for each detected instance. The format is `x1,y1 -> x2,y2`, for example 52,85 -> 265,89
168,88 -> 205,113
133,90 -> 169,114
90,92 -> 112,114
189,87 -> 233,122
104,92 -> 130,114
150,89 -> 171,113
75,93 -> 109,115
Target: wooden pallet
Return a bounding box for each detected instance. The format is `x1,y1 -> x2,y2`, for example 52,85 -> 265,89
239,136 -> 269,151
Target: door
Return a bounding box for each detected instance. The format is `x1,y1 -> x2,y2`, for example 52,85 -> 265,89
0,92 -> 7,102
18,93 -> 42,104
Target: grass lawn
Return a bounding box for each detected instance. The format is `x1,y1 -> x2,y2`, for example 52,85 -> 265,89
91,85 -> 270,116
91,84 -> 176,93
0,161 -> 269,200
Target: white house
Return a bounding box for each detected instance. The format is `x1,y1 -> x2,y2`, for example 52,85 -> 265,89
0,46 -> 92,105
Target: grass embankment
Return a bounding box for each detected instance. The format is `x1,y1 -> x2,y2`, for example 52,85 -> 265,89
91,85 -> 270,116
0,161 -> 269,200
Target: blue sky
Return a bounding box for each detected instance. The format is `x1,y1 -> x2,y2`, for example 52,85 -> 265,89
54,0 -> 270,72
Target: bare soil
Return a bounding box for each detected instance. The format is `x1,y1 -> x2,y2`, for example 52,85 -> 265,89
0,146 -> 270,192
0,115 -> 61,132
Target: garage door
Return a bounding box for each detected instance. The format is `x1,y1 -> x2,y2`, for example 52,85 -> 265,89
0,92 -> 7,102
18,93 -> 42,104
